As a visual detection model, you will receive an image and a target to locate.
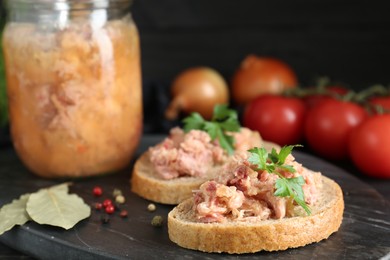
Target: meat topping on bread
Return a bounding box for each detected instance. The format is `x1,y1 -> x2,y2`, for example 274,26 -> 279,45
193,152 -> 322,223
149,127 -> 263,180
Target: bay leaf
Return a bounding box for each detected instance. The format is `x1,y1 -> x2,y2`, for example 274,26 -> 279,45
0,194 -> 31,235
45,182 -> 70,193
26,183 -> 91,230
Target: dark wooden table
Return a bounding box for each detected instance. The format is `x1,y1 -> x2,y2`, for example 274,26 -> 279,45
0,135 -> 389,259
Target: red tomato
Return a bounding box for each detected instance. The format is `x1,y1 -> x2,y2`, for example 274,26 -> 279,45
243,95 -> 306,146
231,55 -> 298,105
303,86 -> 349,109
304,99 -> 368,160
349,114 -> 390,179
369,96 -> 390,113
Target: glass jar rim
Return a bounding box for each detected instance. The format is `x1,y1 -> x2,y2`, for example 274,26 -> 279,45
4,0 -> 133,11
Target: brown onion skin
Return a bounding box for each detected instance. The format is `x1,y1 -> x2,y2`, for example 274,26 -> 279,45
165,67 -> 229,120
231,55 -> 298,105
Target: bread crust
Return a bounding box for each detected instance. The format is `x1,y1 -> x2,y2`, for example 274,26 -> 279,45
167,175 -> 344,254
130,141 -> 280,205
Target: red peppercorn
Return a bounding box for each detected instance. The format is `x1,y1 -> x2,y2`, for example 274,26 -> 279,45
120,210 -> 128,218
93,186 -> 103,197
94,202 -> 103,210
103,199 -> 112,208
105,204 -> 115,214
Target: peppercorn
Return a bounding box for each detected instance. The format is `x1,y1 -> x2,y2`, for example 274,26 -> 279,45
103,199 -> 113,208
112,188 -> 122,198
115,195 -> 125,204
105,204 -> 115,214
93,186 -> 103,197
151,215 -> 163,227
147,203 -> 156,212
100,214 -> 110,224
94,202 -> 103,210
120,210 -> 128,218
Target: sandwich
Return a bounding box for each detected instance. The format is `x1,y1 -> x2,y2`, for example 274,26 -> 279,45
131,105 -> 279,204
168,145 -> 344,253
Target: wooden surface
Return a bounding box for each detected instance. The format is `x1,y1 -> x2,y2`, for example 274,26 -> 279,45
0,135 -> 389,259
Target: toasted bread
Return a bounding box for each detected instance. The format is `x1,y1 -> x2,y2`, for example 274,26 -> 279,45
167,175 -> 344,254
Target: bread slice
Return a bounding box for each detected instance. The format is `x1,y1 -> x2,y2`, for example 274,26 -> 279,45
130,141 -> 279,205
130,151 -> 221,205
168,175 -> 344,254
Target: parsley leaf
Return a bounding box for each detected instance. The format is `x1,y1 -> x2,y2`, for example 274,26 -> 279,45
248,147 -> 268,171
182,104 -> 240,155
182,112 -> 205,132
275,176 -> 311,214
248,145 -> 311,215
278,145 -> 295,164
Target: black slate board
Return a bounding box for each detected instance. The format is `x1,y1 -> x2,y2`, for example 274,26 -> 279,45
0,135 -> 389,260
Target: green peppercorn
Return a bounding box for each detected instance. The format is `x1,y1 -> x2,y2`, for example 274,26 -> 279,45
112,188 -> 122,198
151,215 -> 163,227
100,214 -> 110,224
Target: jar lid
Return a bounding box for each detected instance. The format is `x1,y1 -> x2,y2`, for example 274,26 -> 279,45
5,0 -> 133,11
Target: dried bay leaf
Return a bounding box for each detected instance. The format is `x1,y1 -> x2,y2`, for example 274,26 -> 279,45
48,182 -> 70,193
26,183 -> 91,230
0,183 -> 90,234
0,194 -> 31,235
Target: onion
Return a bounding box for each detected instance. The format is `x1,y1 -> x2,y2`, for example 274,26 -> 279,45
231,55 -> 298,105
165,67 -> 229,120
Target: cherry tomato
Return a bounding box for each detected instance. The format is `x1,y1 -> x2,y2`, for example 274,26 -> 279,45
304,99 -> 368,160
231,55 -> 298,105
369,96 -> 390,113
349,114 -> 390,179
303,86 -> 349,109
243,94 -> 306,146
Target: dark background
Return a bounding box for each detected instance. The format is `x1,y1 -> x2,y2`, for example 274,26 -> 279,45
131,0 -> 390,90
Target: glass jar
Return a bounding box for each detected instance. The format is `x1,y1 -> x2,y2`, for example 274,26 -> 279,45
2,0 -> 143,178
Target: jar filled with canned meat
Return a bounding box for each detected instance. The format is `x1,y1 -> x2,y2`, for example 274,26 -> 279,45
2,0 -> 142,177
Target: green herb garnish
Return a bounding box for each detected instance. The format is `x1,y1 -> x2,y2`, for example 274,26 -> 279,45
248,145 -> 311,215
182,104 -> 240,155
